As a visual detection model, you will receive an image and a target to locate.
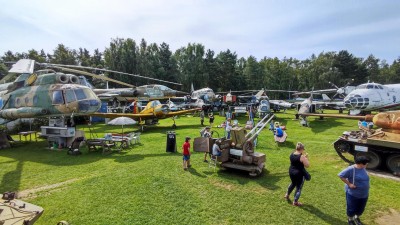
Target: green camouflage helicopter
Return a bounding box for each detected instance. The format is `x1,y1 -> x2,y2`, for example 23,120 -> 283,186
0,59 -> 188,121
0,59 -> 102,120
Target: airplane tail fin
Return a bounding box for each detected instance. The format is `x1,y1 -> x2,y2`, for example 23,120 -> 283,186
191,83 -> 194,93
255,88 -> 265,98
322,94 -> 331,101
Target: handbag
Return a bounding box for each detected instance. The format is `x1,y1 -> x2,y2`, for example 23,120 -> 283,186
303,168 -> 311,181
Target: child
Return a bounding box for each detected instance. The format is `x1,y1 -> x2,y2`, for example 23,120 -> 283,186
209,113 -> 215,127
182,136 -> 191,170
202,127 -> 212,163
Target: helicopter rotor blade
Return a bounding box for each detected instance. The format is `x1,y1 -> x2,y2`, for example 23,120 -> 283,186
41,63 -> 182,86
45,65 -> 135,88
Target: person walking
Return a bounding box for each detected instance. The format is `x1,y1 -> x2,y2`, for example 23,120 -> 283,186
225,118 -> 232,139
338,156 -> 370,225
284,142 -> 310,206
200,110 -> 205,126
182,136 -> 191,170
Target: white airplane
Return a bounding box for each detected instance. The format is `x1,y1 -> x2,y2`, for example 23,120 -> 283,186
190,87 -> 219,102
344,82 -> 400,115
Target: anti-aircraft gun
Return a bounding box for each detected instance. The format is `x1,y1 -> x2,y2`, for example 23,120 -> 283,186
327,111 -> 400,174
217,113 -> 275,176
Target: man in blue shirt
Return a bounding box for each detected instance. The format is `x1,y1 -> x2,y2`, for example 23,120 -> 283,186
338,156 -> 370,225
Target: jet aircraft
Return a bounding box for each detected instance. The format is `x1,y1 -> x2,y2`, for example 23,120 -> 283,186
91,100 -> 200,130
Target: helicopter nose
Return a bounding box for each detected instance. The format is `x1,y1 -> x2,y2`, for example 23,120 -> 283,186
175,90 -> 189,96
344,95 -> 369,109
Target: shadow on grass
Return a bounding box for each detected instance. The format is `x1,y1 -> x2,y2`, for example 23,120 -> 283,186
308,117 -> 346,133
216,168 -> 285,191
300,204 -> 344,225
275,140 -> 296,149
0,161 -> 23,192
188,167 -> 207,178
112,152 -> 178,164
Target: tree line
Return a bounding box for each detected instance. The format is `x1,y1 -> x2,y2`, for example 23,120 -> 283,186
1,37 -> 399,99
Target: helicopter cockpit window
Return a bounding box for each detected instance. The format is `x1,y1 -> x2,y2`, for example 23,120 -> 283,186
74,89 -> 86,100
357,84 -> 367,89
65,89 -> 76,103
377,85 -> 383,89
83,89 -> 97,99
33,95 -> 38,105
153,87 -> 162,95
159,85 -> 172,91
52,90 -> 64,104
367,84 -> 374,89
152,100 -> 161,107
146,88 -> 154,95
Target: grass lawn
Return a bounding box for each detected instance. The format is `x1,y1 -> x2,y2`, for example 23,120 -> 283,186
1,111 -> 399,225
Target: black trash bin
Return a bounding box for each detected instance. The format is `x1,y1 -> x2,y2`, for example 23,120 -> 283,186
166,131 -> 177,152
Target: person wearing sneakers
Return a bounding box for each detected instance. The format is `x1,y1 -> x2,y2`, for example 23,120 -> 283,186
338,156 -> 370,225
284,142 -> 310,206
182,136 -> 191,170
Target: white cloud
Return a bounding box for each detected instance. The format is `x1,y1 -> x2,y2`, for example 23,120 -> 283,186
0,0 -> 399,61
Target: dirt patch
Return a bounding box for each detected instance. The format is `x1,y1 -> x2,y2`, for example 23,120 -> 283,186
210,180 -> 235,191
17,178 -> 79,199
375,209 -> 400,225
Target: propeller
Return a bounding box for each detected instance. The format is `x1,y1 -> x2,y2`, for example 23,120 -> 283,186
161,104 -> 170,114
329,79 -> 354,99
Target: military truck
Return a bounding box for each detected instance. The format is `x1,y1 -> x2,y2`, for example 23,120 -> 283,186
333,111 -> 400,174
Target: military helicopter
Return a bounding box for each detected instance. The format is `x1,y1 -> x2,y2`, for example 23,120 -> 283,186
0,59 -> 101,120
39,63 -> 188,102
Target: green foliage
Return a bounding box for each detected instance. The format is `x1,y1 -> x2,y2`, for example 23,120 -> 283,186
0,112 -> 399,225
2,39 -> 400,93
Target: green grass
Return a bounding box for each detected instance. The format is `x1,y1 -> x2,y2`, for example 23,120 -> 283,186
1,111 -> 399,225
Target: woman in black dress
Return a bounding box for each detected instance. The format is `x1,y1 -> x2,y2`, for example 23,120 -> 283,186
284,142 -> 310,206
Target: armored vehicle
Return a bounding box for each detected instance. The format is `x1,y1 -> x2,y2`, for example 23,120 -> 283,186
333,111 -> 400,174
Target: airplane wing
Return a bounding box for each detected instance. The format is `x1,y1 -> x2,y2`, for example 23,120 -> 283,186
91,112 -> 153,119
90,108 -> 200,120
293,89 -> 337,96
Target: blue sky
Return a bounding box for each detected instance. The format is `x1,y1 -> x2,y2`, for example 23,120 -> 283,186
1,0 -> 399,62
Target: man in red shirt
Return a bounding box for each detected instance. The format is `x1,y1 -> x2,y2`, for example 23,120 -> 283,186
182,136 -> 191,170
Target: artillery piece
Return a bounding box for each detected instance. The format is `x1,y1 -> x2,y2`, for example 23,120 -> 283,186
216,113 -> 275,176
327,111 -> 400,174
